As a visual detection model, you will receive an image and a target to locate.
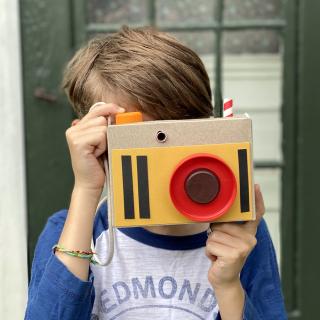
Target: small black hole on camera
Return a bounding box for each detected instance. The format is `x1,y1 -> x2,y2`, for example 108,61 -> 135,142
156,131 -> 167,143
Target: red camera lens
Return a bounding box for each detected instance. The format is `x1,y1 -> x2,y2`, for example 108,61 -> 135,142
170,154 -> 237,222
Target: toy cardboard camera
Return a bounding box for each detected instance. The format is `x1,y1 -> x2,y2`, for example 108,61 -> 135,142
107,113 -> 255,227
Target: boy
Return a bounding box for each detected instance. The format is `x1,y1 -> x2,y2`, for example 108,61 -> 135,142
25,26 -> 287,319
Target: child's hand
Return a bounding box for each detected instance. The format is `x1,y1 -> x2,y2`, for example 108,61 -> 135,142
65,103 -> 125,192
205,184 -> 265,290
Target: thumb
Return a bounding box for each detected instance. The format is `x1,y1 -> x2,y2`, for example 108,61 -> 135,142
243,184 -> 265,234
254,184 -> 265,222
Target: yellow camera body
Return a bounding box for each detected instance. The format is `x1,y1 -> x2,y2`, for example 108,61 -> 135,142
107,114 -> 255,227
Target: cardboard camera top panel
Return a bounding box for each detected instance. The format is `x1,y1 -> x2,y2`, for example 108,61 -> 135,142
107,115 -> 252,149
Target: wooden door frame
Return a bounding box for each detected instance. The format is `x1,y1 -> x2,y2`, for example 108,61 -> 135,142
282,0 -> 320,318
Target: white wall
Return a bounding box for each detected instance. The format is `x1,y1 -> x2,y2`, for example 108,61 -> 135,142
0,1 -> 28,319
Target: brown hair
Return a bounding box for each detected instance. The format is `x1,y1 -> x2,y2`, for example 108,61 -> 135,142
62,26 -> 213,120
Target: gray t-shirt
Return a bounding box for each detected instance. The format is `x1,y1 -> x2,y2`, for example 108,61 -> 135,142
91,228 -> 219,320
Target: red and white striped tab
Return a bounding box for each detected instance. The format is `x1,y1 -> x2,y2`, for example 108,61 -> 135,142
223,98 -> 233,117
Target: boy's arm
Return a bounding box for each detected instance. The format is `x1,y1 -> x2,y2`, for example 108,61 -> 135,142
25,103 -> 124,319
24,210 -> 95,320
56,103 -> 124,281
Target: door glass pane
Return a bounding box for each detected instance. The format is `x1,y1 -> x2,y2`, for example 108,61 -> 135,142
88,0 -> 149,24
156,0 -> 218,24
223,30 -> 281,54
171,31 -> 216,54
223,0 -> 284,21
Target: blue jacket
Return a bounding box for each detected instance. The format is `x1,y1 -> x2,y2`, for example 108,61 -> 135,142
25,206 -> 287,319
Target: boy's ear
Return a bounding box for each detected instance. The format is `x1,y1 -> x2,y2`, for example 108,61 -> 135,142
71,119 -> 80,126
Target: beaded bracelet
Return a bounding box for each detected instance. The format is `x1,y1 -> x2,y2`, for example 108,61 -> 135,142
52,244 -> 98,265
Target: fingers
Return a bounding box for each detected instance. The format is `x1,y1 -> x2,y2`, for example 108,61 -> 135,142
211,223 -> 253,242
71,116 -> 108,131
65,102 -> 124,191
66,126 -> 108,157
208,227 -> 257,253
208,230 -> 246,249
81,102 -> 125,123
67,102 -> 125,159
254,184 -> 265,221
206,241 -> 240,265
206,228 -> 257,268
90,101 -> 107,110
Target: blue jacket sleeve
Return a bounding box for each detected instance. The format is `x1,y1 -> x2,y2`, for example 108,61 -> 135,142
216,219 -> 287,320
24,210 -> 95,320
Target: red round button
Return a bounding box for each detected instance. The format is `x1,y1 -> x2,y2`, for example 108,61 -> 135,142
170,154 -> 237,222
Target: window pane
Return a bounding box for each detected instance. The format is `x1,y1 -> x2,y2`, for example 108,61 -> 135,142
223,0 -> 284,21
222,30 -> 281,54
88,0 -> 149,24
171,31 -> 215,55
156,0 -> 218,24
